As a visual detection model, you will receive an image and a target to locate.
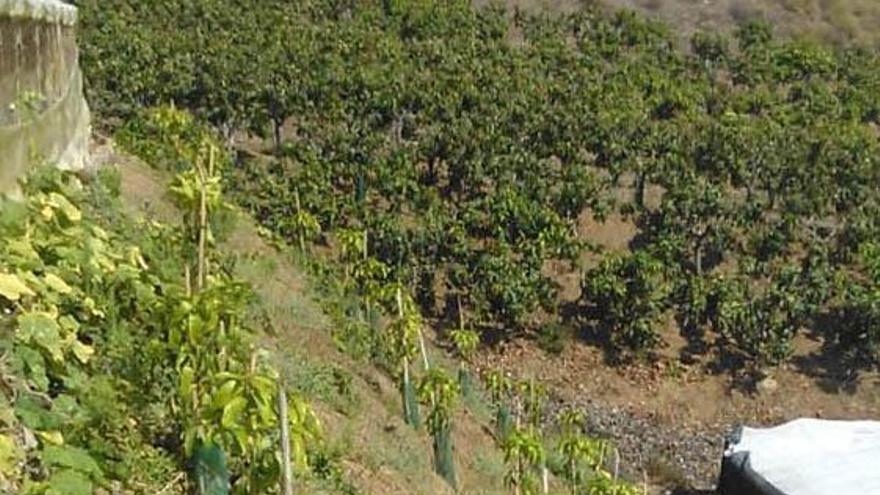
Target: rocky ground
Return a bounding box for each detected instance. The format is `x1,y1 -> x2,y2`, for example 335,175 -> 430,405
477,336 -> 880,495
547,394 -> 725,493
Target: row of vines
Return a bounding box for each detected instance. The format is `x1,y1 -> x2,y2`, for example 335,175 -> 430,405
300,211 -> 642,493
77,0 -> 880,375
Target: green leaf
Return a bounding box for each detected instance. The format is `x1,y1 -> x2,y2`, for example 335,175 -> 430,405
43,274 -> 73,295
46,469 -> 92,495
48,192 -> 82,223
0,434 -> 22,476
17,346 -> 49,391
14,396 -> 62,430
58,315 -> 80,333
0,272 -> 35,301
210,380 -> 239,411
220,397 -> 246,429
71,341 -> 95,364
179,366 -> 195,403
36,430 -> 64,446
42,445 -> 103,478
18,312 -> 64,362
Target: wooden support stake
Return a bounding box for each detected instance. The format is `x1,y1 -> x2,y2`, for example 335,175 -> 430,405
278,382 -> 293,495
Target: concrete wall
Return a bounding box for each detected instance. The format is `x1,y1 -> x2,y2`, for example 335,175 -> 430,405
0,0 -> 89,196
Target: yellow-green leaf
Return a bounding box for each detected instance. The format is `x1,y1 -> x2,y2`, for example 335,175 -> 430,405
58,315 -> 80,333
210,380 -> 239,411
91,225 -> 108,240
48,193 -> 81,223
43,274 -> 73,295
179,366 -> 195,403
71,341 -> 94,364
0,273 -> 35,301
0,434 -> 22,476
6,239 -> 40,263
46,469 -> 91,495
83,297 -> 105,318
41,205 -> 54,220
36,430 -> 64,446
221,397 -> 247,429
18,312 -> 64,362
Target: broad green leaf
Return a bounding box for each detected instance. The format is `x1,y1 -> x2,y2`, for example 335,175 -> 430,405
232,428 -> 249,454
18,312 -> 64,362
18,346 -> 49,391
40,205 -> 54,221
291,435 -> 308,472
179,366 -> 195,403
43,274 -> 73,295
42,445 -> 102,478
0,434 -> 22,476
90,225 -> 108,240
5,239 -> 40,266
212,372 -> 239,382
58,315 -> 80,333
36,430 -> 64,446
0,272 -> 34,301
210,380 -> 239,411
15,397 -> 62,430
83,297 -> 105,318
256,396 -> 275,424
71,341 -> 94,364
248,375 -> 276,408
46,469 -> 91,495
220,397 -> 247,429
48,193 -> 82,223
184,428 -> 197,457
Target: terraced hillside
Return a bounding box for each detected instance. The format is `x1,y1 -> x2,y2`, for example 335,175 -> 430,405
499,0 -> 880,45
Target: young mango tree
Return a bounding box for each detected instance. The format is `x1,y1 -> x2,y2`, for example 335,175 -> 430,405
449,295 -> 480,394
165,125 -> 321,493
418,368 -> 460,489
386,286 -> 423,428
503,427 -> 545,495
484,369 -> 515,440
557,410 -> 607,495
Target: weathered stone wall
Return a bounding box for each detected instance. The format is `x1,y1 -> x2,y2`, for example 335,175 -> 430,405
0,0 -> 89,196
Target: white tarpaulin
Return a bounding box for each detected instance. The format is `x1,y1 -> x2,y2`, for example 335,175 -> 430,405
720,418 -> 880,495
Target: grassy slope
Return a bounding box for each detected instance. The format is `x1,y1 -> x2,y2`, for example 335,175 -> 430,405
107,145 -> 509,495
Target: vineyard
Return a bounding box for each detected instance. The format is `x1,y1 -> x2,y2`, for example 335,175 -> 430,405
2,0 -> 873,492
78,0 -> 880,373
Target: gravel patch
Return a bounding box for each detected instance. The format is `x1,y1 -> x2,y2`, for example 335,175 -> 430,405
548,395 -> 726,492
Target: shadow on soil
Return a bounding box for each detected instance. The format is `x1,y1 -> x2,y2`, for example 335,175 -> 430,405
561,295 -> 878,396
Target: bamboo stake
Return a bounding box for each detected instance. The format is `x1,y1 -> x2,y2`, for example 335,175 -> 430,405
402,356 -> 412,421
363,231 -> 371,329
184,264 -> 192,298
278,382 -> 293,495
294,188 -> 305,253
196,148 -> 211,291
417,326 -> 431,371
396,287 -> 415,423
542,465 -> 549,494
